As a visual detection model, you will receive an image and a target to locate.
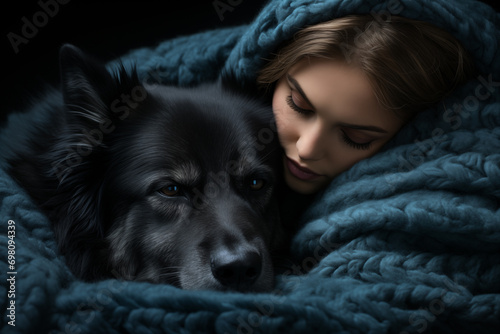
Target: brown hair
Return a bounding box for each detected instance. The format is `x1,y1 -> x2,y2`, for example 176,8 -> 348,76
257,15 -> 476,117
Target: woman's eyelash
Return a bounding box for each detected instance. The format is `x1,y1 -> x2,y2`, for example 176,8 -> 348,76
341,131 -> 372,150
286,95 -> 313,115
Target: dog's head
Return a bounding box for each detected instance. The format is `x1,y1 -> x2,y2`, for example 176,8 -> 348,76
54,45 -> 283,292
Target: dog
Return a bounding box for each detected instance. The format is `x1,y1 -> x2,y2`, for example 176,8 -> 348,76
7,44 -> 285,292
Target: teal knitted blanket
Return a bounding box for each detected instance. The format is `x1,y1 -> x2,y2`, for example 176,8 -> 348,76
1,0 -> 499,333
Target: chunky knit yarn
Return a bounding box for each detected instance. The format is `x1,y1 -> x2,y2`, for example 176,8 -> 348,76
1,0 -> 499,333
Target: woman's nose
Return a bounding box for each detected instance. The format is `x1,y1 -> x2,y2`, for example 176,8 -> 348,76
296,121 -> 325,161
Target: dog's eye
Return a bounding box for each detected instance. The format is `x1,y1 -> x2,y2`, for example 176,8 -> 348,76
159,185 -> 181,197
249,179 -> 266,191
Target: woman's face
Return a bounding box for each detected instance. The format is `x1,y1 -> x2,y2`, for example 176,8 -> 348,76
272,58 -> 406,194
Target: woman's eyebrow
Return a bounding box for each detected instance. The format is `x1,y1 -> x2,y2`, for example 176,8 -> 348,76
286,74 -> 317,110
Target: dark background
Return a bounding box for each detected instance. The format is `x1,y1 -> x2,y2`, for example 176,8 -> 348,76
2,0 -> 499,123
1,0 -> 269,121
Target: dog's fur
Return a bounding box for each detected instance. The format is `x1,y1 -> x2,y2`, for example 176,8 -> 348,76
8,45 -> 285,292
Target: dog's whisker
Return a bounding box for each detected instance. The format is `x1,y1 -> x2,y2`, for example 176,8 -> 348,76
158,272 -> 180,279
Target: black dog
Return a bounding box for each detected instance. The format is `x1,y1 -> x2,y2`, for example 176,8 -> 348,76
8,45 -> 284,292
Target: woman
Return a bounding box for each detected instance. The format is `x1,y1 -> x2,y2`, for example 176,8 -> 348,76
257,15 -> 475,195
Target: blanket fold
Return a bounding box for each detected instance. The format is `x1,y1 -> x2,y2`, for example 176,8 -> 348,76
1,0 -> 499,333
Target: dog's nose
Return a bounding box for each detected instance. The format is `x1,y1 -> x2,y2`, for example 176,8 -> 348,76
211,250 -> 262,290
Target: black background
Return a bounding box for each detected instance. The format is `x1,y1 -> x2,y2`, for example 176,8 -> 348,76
2,0 -> 499,123
2,0 -> 269,121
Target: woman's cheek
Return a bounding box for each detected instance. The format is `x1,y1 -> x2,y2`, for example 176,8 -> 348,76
273,111 -> 291,149
273,101 -> 291,139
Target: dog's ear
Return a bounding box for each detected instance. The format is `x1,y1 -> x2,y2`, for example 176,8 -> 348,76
59,44 -> 143,128
59,44 -> 114,125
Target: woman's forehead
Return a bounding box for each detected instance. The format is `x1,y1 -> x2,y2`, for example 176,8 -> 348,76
289,58 -> 372,102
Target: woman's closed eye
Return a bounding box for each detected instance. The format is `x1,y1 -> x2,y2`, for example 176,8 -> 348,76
286,91 -> 314,115
340,128 -> 374,150
286,84 -> 378,151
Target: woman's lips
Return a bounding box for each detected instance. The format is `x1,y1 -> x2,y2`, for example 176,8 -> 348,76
285,157 -> 322,181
